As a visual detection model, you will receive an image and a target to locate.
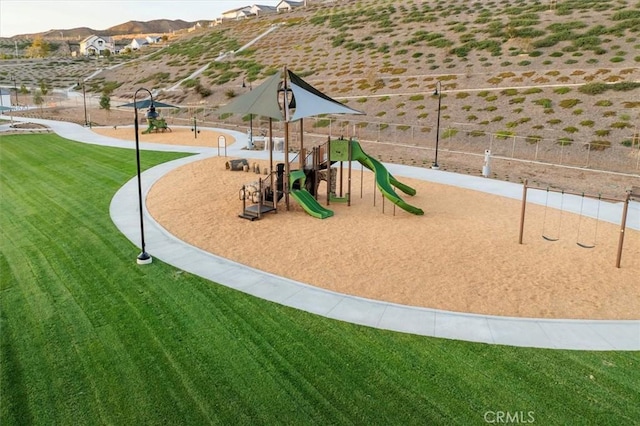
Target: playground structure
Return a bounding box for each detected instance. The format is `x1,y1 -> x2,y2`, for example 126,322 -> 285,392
235,137 -> 424,220
519,180 -> 639,268
142,117 -> 171,134
218,67 -> 424,221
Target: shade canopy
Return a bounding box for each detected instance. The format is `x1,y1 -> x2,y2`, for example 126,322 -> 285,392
286,70 -> 363,121
216,68 -> 364,122
217,71 -> 285,121
0,105 -> 12,111
119,99 -> 180,109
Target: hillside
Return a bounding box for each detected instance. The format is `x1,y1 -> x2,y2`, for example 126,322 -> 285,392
3,0 -> 640,187
2,19 -> 197,40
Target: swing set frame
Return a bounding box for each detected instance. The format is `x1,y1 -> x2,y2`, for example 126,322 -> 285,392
518,179 -> 639,268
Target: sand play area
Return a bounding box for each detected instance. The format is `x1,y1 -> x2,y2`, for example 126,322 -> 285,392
95,127 -> 640,320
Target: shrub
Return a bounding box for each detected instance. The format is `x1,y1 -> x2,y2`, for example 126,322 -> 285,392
526,135 -> 542,144
523,87 -> 543,94
553,87 -> 572,95
559,99 -> 581,108
580,120 -> 595,127
572,109 -> 584,115
442,128 -> 458,139
579,82 -> 608,95
595,129 -> 610,137
518,60 -> 531,66
534,98 -> 552,108
491,115 -> 504,122
547,119 -> 562,125
501,88 -> 519,96
611,122 -> 633,129
588,140 -> 611,151
409,94 -> 424,101
557,137 -> 573,146
563,126 -> 579,134
495,130 -> 515,139
509,97 -> 525,104
594,100 -> 613,106
610,56 -> 625,63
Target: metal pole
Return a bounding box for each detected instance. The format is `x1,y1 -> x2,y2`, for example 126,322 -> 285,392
12,76 -> 19,106
133,88 -> 153,265
81,81 -> 88,126
519,180 -> 528,244
432,80 -> 442,169
615,192 -> 631,268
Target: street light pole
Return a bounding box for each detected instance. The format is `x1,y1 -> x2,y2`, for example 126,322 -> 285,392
132,88 -> 153,265
11,75 -> 18,106
432,80 -> 442,170
79,80 -> 88,126
242,78 -> 253,148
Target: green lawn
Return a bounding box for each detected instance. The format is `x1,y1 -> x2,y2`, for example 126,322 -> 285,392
1,134 -> 638,425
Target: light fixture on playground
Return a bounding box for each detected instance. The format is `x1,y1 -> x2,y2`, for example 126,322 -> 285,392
432,80 -> 442,170
132,87 -> 153,265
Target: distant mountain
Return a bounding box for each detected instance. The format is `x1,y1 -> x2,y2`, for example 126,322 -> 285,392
8,19 -> 198,40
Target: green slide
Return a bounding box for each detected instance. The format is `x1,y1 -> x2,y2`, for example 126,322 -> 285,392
289,170 -> 334,219
349,141 -> 424,215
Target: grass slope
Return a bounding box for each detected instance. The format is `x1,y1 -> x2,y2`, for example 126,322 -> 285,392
1,134 -> 639,425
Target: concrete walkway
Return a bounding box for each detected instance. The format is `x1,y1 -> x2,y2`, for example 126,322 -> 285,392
4,117 -> 639,351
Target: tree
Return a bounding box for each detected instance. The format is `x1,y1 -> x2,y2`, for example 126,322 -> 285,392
99,92 -> 111,122
25,36 -> 50,58
39,80 -> 50,96
33,89 -> 44,111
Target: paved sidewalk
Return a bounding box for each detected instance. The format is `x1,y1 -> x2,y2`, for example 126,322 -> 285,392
6,117 -> 639,350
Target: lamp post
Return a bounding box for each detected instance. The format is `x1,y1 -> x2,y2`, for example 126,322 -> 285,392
132,88 -> 153,265
79,80 -> 88,127
11,75 -> 18,106
242,77 -> 253,148
432,80 -> 442,170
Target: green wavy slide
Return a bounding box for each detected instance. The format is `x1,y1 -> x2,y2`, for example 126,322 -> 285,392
289,170 -> 334,219
350,141 -> 424,215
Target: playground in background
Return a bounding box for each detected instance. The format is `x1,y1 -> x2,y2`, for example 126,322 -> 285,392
235,137 -> 424,220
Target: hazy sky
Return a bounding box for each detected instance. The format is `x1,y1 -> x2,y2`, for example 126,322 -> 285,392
0,0 -> 281,38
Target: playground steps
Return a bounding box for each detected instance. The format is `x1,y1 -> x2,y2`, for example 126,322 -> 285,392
238,204 -> 276,221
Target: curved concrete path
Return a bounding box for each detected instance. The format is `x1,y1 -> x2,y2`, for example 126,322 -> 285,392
4,117 -> 639,351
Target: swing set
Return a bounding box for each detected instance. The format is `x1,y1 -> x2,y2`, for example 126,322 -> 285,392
519,180 -> 639,268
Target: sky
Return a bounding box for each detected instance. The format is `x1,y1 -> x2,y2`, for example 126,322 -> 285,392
0,0 -> 281,38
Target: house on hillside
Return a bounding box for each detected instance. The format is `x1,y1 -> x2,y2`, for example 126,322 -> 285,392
129,38 -> 148,50
276,0 -> 306,12
220,6 -> 252,21
79,35 -> 115,56
250,4 -> 278,16
145,35 -> 163,44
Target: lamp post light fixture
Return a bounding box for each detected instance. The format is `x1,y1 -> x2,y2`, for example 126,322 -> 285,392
432,80 -> 442,170
242,77 -> 253,148
79,80 -> 88,127
132,87 -> 154,265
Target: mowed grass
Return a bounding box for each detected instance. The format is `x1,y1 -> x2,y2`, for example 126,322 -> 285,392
1,133 -> 638,425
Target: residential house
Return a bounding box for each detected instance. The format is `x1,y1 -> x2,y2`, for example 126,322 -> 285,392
220,6 -> 252,21
129,38 -> 148,50
145,35 -> 163,44
250,4 -> 278,16
276,0 -> 306,12
79,35 -> 115,56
